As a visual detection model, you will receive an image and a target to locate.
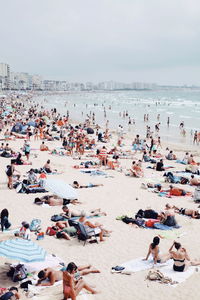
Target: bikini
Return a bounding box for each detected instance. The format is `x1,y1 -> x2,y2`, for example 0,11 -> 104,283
173,258 -> 185,272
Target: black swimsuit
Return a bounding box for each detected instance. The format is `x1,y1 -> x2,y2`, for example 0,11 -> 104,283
173,258 -> 185,272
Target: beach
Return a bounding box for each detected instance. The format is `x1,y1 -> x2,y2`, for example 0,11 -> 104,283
0,92 -> 200,300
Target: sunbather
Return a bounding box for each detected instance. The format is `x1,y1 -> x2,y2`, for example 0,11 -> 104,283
34,195 -> 80,206
190,175 -> 200,186
36,268 -> 63,286
169,241 -> 200,272
143,236 -> 170,264
173,206 -> 200,218
63,262 -> 99,299
61,206 -> 106,219
72,181 -> 103,189
0,287 -> 20,299
78,212 -> 111,242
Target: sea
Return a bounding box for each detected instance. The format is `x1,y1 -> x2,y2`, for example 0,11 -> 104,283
34,89 -> 200,146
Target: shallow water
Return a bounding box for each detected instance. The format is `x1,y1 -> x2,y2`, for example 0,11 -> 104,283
34,89 -> 200,145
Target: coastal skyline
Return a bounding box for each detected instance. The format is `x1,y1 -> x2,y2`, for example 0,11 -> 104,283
0,0 -> 200,85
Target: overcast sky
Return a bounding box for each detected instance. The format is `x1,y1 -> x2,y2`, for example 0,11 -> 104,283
0,0 -> 200,84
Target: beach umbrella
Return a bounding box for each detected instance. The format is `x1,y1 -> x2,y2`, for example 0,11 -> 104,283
44,178 -> 78,199
0,239 -> 47,263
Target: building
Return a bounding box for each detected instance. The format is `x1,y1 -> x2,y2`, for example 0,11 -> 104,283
0,63 -> 10,89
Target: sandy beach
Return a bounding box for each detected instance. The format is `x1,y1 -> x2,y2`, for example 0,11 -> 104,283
0,93 -> 200,300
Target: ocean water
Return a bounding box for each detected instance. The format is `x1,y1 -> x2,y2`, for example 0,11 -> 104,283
34,89 -> 200,146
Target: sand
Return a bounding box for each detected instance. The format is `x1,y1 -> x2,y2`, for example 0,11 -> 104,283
0,122 -> 200,300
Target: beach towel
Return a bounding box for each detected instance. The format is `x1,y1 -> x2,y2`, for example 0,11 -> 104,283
153,223 -> 180,230
158,260 -> 198,287
115,258 -> 197,286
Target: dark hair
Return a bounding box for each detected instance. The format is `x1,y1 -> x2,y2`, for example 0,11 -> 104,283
34,198 -> 42,204
9,287 -> 18,292
191,175 -> 194,178
24,223 -> 29,229
174,242 -> 181,250
66,262 -> 77,273
151,236 -> 160,249
0,209 -> 9,220
73,181 -> 78,185
62,205 -> 68,210
47,160 -> 50,163
38,270 -> 45,279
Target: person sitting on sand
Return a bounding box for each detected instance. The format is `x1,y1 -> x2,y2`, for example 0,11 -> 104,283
40,141 -> 49,151
0,209 -> 11,232
143,236 -> 170,264
34,195 -> 81,206
63,262 -> 99,299
173,205 -> 200,219
130,161 -> 144,177
36,268 -> 63,286
142,150 -> 156,163
160,204 -> 178,227
156,159 -> 164,171
166,150 -> 177,160
190,175 -> 200,186
0,287 -> 20,300
187,154 -> 196,165
72,181 -> 103,189
78,212 -> 111,242
43,159 -> 52,173
61,206 -> 106,219
169,241 -> 200,272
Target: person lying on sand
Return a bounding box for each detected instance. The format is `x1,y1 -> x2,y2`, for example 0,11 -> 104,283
0,286 -> 20,299
34,196 -> 81,206
172,205 -> 200,218
61,206 -> 106,219
169,241 -> 200,272
72,181 -> 103,189
63,262 -> 99,299
168,185 -> 187,196
36,268 -> 63,286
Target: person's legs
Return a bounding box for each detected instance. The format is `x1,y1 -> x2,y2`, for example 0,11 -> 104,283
75,279 -> 98,295
62,232 -> 71,240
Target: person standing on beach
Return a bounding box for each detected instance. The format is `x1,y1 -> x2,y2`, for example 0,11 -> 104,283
167,117 -> 170,126
193,130 -> 198,144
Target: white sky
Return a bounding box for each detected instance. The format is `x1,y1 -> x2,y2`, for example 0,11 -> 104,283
0,0 -> 200,84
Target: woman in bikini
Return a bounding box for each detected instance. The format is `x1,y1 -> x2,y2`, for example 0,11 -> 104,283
63,262 -> 98,300
169,241 -> 200,272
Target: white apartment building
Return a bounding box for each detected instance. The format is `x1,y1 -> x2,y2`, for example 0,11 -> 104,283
0,63 -> 10,89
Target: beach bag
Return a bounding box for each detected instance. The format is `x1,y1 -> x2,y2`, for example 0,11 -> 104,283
30,219 -> 41,232
51,215 -> 65,222
12,264 -> 27,282
194,186 -> 200,202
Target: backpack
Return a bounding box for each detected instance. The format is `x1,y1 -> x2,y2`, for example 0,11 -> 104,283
51,215 -> 65,222
30,219 -> 41,232
8,264 -> 27,282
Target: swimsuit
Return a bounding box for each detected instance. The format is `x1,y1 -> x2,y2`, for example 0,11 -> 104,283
173,258 -> 185,272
